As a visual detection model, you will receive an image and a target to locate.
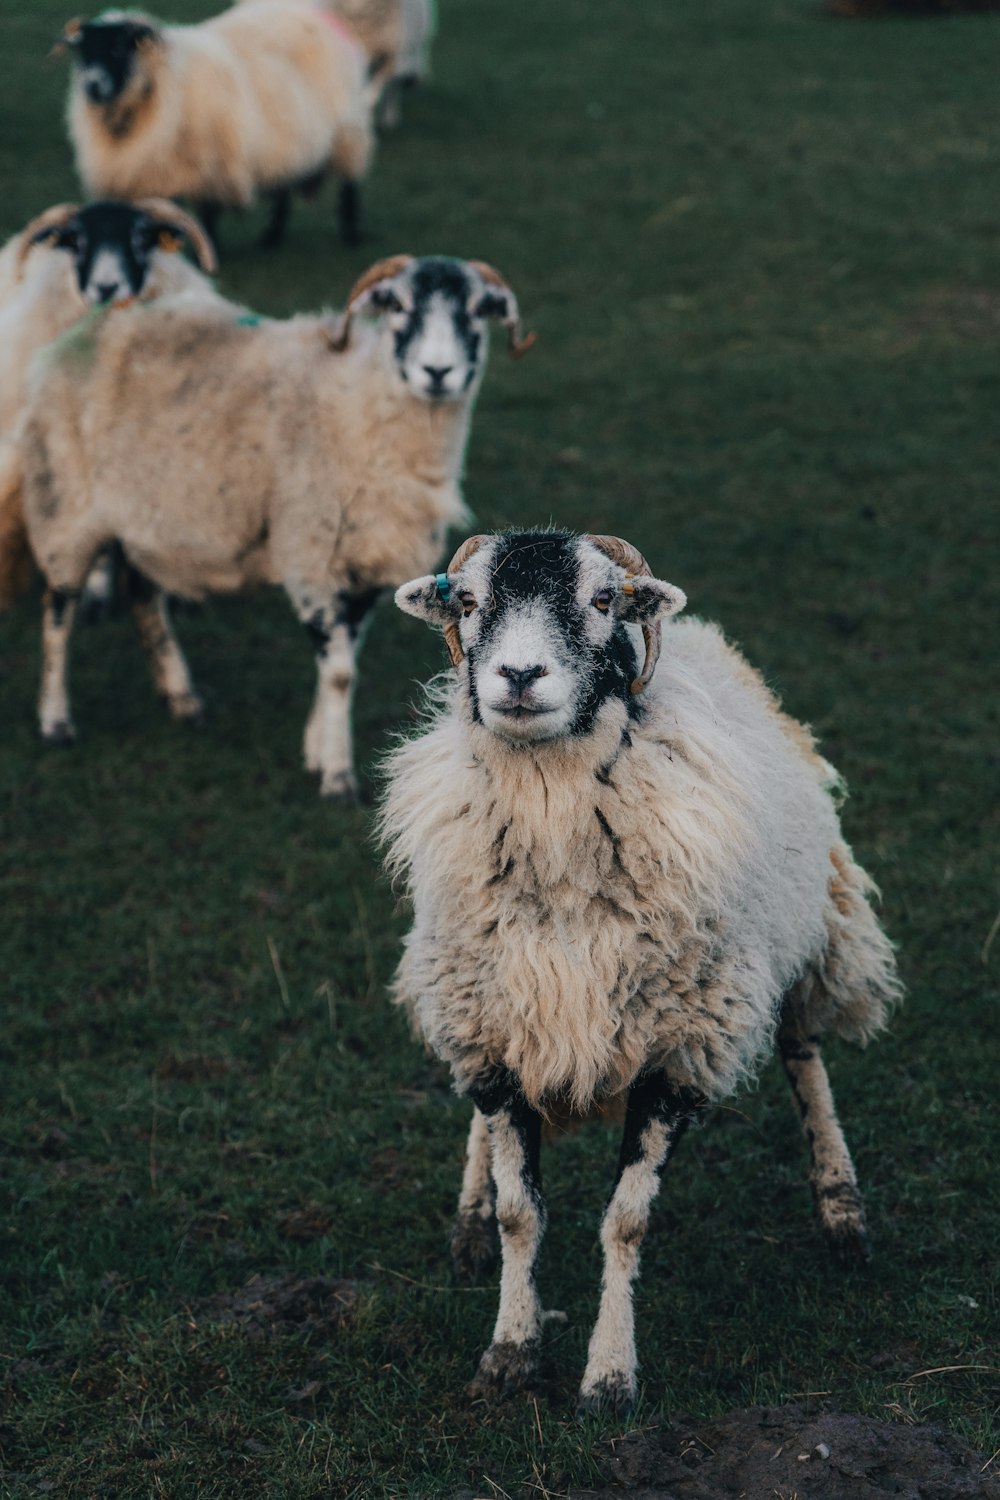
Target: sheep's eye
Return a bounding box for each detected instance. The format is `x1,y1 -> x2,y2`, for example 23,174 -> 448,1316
374,288 -> 403,313
592,589 -> 614,612
458,591 -> 476,616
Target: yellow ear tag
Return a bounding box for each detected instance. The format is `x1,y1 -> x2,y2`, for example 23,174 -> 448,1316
622,580 -> 636,596
158,231 -> 182,254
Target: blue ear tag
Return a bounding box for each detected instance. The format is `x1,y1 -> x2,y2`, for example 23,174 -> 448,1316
434,573 -> 451,602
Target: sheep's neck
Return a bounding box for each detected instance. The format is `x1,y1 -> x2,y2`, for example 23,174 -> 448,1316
318,339 -> 476,493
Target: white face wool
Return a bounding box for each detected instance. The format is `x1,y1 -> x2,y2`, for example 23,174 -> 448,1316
395,531 -> 686,743
394,293 -> 477,402
82,246 -> 131,305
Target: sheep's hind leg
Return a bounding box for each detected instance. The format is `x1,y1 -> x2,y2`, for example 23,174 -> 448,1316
577,1074 -> 704,1416
39,587 -> 80,743
778,1000 -> 871,1264
466,1072 -> 544,1400
338,181 -> 362,246
299,587 -> 380,801
451,1107 -> 496,1280
127,567 -> 203,721
260,188 -> 291,250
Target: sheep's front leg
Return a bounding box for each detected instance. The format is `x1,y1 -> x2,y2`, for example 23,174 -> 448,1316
778,1003 -> 871,1263
299,588 -> 380,801
466,1072 -> 544,1399
39,587 -> 79,743
127,568 -> 203,721
577,1074 -> 703,1415
451,1107 -> 496,1280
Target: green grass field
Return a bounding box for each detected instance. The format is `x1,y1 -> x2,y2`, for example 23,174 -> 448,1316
1,1 -> 998,1495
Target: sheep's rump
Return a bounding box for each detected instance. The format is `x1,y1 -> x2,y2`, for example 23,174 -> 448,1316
381,620 -> 901,1111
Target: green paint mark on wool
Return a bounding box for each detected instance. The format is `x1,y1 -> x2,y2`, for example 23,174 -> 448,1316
237,313 -> 262,328
37,304 -> 111,374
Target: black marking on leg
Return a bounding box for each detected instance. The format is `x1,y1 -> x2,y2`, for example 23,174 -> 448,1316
469,1069 -> 541,1188
615,1071 -> 705,1178
338,180 -> 361,246
125,564 -> 156,605
306,610 -> 331,657
299,167 -> 326,200
333,586 -> 381,639
50,588 -> 80,627
260,187 -> 291,250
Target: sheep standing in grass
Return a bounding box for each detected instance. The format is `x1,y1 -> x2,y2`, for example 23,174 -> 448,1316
19,255 -> 533,798
57,4 -> 374,250
381,529 -> 902,1411
259,0 -> 435,130
0,198 -> 217,611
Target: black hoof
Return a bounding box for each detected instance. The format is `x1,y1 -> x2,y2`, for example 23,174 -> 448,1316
575,1375 -> 636,1420
42,721 -> 76,746
167,692 -> 204,724
825,1220 -> 872,1266
466,1340 -> 540,1402
319,771 -> 367,803
450,1212 -> 496,1282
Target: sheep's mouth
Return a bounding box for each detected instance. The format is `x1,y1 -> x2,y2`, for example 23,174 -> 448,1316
494,704 -> 553,720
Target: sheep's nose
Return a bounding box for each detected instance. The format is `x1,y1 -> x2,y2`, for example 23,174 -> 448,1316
423,364 -> 453,386
499,664 -> 546,693
94,282 -> 121,304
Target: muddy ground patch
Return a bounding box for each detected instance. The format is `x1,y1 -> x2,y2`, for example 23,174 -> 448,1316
587,1403 -> 999,1499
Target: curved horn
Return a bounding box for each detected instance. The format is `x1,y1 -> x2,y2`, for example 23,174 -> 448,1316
136,197 -> 218,274
584,533 -> 662,695
325,254 -> 415,352
49,17 -> 83,58
468,260 -> 536,359
15,203 -> 81,277
441,532 -> 489,668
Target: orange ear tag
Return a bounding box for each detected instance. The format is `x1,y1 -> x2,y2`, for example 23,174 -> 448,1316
158,231 -> 182,253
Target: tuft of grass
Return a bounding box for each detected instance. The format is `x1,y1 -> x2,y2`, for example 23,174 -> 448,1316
1,0 -> 998,1495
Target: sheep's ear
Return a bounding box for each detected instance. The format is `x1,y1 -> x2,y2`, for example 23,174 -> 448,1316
127,20 -> 162,48
394,574 -> 456,624
616,576 -> 686,625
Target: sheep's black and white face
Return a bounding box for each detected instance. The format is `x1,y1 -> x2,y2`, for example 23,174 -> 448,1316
342,257 -> 528,402
29,202 -> 184,306
65,15 -> 159,105
396,532 -> 686,742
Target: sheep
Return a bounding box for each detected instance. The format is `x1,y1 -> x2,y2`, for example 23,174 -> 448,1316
337,0 -> 436,131
56,4 -> 374,251
380,528 -> 903,1413
18,255 -> 535,798
0,197 -> 218,612
253,0 -> 435,130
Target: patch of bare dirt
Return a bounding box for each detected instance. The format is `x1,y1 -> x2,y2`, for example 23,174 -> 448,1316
581,1403 -> 999,1499
197,1272 -> 363,1340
